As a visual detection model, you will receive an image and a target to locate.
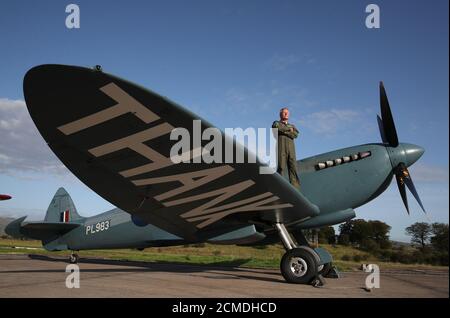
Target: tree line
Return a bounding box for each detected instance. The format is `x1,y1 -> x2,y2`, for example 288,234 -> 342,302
312,219 -> 449,266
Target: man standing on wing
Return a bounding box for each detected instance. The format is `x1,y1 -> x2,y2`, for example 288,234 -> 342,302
272,107 -> 300,189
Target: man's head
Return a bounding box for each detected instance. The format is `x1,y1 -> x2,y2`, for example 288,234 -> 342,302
279,107 -> 289,122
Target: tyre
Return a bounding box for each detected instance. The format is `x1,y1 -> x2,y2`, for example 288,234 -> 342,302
280,248 -> 318,284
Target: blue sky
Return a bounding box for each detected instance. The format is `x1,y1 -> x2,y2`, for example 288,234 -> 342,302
0,0 -> 448,241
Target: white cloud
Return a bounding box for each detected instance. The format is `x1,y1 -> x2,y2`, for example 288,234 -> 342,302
0,98 -> 69,176
408,163 -> 449,183
299,108 -> 363,135
225,88 -> 249,104
0,207 -> 45,221
265,54 -> 301,71
264,53 -> 319,72
221,83 -> 316,118
0,98 -> 24,110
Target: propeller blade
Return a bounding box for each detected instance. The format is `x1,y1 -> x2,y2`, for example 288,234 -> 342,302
379,82 -> 399,147
401,167 -> 427,214
395,171 -> 410,215
377,115 -> 388,144
395,163 -> 427,215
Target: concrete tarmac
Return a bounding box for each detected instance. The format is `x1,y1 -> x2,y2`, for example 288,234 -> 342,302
0,254 -> 448,298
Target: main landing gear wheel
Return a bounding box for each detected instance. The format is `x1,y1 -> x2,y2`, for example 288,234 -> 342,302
280,248 -> 318,284
69,253 -> 79,264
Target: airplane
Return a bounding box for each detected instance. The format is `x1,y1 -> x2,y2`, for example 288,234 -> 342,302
6,64 -> 426,285
0,194 -> 12,201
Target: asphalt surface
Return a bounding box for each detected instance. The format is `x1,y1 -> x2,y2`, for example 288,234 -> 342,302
0,254 -> 448,298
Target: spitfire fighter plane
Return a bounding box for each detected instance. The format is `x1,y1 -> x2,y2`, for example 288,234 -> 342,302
6,64 -> 426,284
0,194 -> 12,201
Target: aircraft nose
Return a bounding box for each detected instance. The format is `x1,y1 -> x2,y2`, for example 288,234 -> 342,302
402,143 -> 425,167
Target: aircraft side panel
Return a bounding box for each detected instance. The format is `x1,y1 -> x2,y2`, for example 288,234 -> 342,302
60,209 -> 185,250
297,143 -> 393,214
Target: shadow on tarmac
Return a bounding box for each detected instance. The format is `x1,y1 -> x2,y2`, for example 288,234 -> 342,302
1,254 -> 286,284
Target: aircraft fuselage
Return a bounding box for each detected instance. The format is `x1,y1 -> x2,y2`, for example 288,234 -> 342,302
42,141 -> 425,250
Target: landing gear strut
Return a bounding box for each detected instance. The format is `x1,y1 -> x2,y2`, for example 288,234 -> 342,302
69,253 -> 79,264
275,223 -> 325,285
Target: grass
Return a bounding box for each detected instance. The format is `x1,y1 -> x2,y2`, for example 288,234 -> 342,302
0,238 -> 448,272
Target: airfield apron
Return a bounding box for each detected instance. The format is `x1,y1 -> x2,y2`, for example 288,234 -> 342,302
272,120 -> 301,190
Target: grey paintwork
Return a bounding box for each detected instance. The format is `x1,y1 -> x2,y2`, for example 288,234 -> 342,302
7,191 -> 267,250
298,142 -> 422,216
299,143 -> 391,215
46,209 -> 184,251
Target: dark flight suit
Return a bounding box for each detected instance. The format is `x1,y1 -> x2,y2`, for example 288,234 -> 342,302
272,120 -> 300,189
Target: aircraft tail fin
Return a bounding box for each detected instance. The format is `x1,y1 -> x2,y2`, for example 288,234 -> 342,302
4,188 -> 83,250
44,187 -> 84,223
